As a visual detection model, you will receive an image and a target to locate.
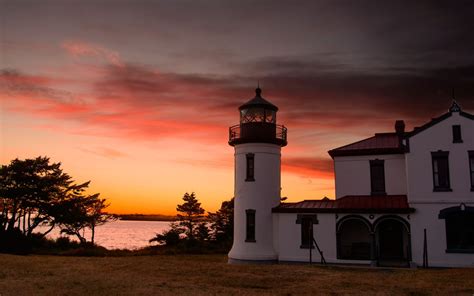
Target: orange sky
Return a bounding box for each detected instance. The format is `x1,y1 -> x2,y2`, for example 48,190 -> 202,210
1,1 -> 473,214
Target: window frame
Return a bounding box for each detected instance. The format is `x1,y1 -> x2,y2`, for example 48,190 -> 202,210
431,151 -> 452,192
370,159 -> 386,196
245,153 -> 255,182
245,209 -> 256,242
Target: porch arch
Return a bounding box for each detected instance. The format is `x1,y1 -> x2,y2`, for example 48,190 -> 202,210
374,215 -> 411,263
336,215 -> 373,260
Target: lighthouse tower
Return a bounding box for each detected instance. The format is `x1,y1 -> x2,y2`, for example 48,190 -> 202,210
228,87 -> 287,263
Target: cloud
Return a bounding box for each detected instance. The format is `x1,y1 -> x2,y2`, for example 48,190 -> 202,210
61,40 -> 123,67
282,156 -> 334,179
78,147 -> 128,159
2,53 -> 474,181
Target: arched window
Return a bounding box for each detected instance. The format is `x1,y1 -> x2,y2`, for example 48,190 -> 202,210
439,205 -> 474,253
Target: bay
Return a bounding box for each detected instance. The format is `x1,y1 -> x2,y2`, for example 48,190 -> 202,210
36,220 -> 172,250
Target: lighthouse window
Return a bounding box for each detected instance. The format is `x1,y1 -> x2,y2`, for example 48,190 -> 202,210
245,209 -> 256,242
241,108 -> 265,123
265,110 -> 276,123
246,153 -> 255,181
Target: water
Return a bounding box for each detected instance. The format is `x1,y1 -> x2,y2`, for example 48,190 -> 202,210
36,220 -> 172,250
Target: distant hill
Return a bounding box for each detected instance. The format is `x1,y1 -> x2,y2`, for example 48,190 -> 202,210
115,214 -> 177,221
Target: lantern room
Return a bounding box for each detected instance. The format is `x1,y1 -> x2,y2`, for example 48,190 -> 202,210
229,88 -> 287,147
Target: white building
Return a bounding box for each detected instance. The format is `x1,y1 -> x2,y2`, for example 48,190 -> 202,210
228,89 -> 474,267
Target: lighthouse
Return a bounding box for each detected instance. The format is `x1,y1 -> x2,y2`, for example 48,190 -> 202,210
228,87 -> 287,263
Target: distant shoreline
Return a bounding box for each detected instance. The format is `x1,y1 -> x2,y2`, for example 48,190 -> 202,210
114,214 -> 177,222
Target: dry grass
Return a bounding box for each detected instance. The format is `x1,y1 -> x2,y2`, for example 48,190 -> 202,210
0,254 -> 473,295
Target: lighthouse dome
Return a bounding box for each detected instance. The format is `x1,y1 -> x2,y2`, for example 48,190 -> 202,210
239,87 -> 278,112
229,87 -> 287,147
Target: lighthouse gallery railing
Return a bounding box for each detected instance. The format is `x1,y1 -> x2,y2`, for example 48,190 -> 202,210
229,124 -> 287,143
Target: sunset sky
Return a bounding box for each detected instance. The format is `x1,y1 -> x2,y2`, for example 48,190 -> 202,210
1,1 -> 474,214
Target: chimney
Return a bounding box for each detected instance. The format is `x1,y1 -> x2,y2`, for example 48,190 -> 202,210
395,120 -> 405,135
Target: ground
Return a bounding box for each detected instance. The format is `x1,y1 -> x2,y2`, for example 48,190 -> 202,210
1,254 -> 473,295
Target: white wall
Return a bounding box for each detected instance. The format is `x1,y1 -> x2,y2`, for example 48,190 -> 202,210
406,112 -> 474,267
276,213 -> 340,263
229,143 -> 281,261
276,213 -> 413,265
334,154 -> 407,198
410,204 -> 474,267
406,112 -> 474,202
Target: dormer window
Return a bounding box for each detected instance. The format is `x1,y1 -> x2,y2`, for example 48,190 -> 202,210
452,125 -> 462,143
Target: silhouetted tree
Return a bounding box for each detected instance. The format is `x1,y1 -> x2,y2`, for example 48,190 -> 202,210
0,156 -> 113,246
208,198 -> 234,244
55,190 -> 115,244
0,157 -> 73,236
195,222 -> 210,241
176,192 -> 205,240
149,222 -> 183,246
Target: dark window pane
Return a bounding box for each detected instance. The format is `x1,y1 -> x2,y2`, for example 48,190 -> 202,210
246,209 -> 256,242
432,152 -> 450,190
301,218 -> 312,247
246,154 -> 255,181
452,125 -> 462,143
370,160 -> 385,195
446,213 -> 474,250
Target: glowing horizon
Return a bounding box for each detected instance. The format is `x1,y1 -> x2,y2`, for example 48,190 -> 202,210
1,1 -> 473,215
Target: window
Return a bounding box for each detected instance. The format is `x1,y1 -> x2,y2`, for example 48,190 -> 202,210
301,218 -> 313,248
246,153 -> 255,181
370,159 -> 386,195
245,209 -> 256,242
469,151 -> 474,191
452,125 -> 462,143
432,151 -> 451,191
439,205 -> 474,253
296,214 -> 318,248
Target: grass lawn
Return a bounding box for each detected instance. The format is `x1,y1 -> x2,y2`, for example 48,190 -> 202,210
0,254 -> 473,295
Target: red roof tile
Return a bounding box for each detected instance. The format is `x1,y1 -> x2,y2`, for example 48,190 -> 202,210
272,195 -> 414,213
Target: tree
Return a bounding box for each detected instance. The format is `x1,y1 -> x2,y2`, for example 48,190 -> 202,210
149,222 -> 183,246
0,156 -> 114,246
0,157 -> 74,237
54,190 -> 115,245
87,196 -> 115,245
176,192 -> 205,240
208,198 -> 234,244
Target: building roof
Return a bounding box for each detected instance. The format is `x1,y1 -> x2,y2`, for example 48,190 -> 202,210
328,132 -> 405,158
328,101 -> 473,158
272,195 -> 415,213
406,103 -> 474,138
239,88 -> 279,111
